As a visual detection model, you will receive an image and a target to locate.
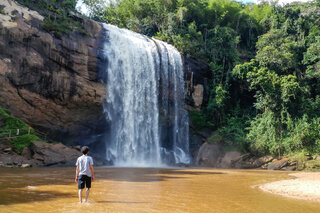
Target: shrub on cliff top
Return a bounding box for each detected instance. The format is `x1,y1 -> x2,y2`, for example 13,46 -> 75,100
16,0 -> 87,38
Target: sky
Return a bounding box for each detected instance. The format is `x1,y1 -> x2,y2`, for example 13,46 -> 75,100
238,0 -> 312,4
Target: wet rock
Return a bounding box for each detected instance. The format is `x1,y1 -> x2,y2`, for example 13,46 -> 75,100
3,147 -> 12,153
288,160 -> 297,167
195,142 -> 222,167
197,129 -> 215,139
281,166 -> 296,171
33,153 -> 44,161
30,141 -> 81,166
252,155 -> 274,168
21,163 -> 31,168
21,146 -> 32,160
267,158 -> 289,170
219,151 -> 241,168
189,134 -> 203,160
192,84 -> 204,109
73,145 -> 81,151
176,163 -> 190,167
0,161 -> 3,167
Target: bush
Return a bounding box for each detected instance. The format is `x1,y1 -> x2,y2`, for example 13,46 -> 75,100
11,134 -> 40,153
283,116 -> 320,154
16,0 -> 87,38
247,111 -> 320,156
218,115 -> 248,147
190,109 -> 207,130
0,108 -> 28,130
246,111 -> 280,156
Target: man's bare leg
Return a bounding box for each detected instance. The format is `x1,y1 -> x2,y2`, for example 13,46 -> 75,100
84,188 -> 90,203
78,189 -> 83,203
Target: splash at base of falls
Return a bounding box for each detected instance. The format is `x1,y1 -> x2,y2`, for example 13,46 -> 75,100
102,24 -> 190,167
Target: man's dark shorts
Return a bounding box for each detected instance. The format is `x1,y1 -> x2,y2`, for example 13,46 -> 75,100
78,175 -> 92,189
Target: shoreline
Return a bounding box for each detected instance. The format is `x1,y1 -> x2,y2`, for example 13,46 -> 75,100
259,172 -> 320,202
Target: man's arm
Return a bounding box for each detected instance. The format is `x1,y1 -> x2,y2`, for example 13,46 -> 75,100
75,165 -> 79,182
90,165 -> 94,181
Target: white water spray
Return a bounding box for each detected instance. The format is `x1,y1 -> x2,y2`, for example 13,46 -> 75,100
102,24 -> 190,166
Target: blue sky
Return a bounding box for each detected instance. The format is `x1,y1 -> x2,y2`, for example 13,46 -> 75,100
237,0 -> 254,3
237,0 -> 312,4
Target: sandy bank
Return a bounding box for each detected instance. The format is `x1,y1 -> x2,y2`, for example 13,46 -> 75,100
260,172 -> 320,202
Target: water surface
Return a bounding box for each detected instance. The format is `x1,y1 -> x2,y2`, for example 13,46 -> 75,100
0,167 -> 318,213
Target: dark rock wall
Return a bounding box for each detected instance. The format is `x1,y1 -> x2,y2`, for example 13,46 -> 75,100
0,1 -> 107,147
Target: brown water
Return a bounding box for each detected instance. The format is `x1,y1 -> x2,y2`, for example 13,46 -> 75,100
0,167 -> 319,213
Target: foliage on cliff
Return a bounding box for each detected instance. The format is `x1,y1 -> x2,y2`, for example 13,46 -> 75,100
0,108 -> 40,152
16,0 -> 87,38
82,0 -> 320,156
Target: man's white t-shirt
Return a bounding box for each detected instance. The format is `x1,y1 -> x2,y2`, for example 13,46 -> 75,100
76,155 -> 94,177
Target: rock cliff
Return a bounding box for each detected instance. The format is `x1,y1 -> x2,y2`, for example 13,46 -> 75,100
0,0 -> 210,149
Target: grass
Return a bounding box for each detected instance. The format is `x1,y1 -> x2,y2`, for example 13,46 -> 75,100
0,108 -> 28,130
0,107 -> 43,153
0,9 -> 6,15
288,151 -> 320,170
16,0 -> 88,38
11,134 -> 40,153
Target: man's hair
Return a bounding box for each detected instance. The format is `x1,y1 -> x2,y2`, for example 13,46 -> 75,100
81,146 -> 89,155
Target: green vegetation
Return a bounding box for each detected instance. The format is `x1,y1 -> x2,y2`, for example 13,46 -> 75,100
12,0 -> 320,158
0,108 -> 40,152
11,135 -> 40,153
0,108 -> 29,132
0,9 -> 6,15
82,0 -> 320,157
16,0 -> 87,38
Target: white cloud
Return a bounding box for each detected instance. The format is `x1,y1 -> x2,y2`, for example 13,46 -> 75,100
76,0 -> 89,15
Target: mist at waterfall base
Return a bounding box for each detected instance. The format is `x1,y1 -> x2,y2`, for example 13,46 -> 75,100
100,24 -> 190,167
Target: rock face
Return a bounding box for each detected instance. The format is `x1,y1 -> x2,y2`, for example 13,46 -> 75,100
267,158 -> 290,170
0,0 -> 107,146
219,151 -> 242,168
194,143 -> 222,167
184,57 -> 210,110
30,141 -> 81,166
0,141 -> 82,167
0,1 -> 211,152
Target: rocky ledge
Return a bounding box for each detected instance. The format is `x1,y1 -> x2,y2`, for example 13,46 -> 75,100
0,141 -> 104,168
194,142 -> 320,171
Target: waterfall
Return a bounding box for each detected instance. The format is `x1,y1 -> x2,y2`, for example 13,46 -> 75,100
102,24 -> 190,166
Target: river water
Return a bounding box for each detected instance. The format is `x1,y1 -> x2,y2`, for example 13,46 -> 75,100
0,167 -> 318,213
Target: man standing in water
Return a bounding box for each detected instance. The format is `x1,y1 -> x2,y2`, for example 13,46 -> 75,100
75,146 -> 94,203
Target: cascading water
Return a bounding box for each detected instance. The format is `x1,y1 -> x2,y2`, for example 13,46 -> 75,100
102,24 -> 190,166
